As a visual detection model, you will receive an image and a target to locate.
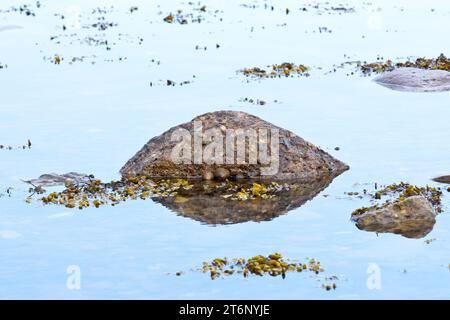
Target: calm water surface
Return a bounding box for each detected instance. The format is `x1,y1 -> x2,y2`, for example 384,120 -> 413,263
0,0 -> 449,299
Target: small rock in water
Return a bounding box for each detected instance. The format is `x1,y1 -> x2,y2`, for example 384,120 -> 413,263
202,170 -> 214,180
432,175 -> 450,184
214,167 -> 230,180
352,196 -> 436,239
25,172 -> 92,186
64,178 -> 75,188
374,68 -> 450,92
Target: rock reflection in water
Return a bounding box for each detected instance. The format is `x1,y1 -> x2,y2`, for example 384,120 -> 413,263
355,217 -> 435,239
152,174 -> 340,225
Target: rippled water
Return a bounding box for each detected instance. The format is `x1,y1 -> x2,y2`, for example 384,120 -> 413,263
1,0 -> 449,299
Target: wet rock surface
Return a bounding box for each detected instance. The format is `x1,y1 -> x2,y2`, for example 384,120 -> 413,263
154,174 -> 339,225
351,195 -> 436,239
120,111 -> 349,180
373,68 -> 450,92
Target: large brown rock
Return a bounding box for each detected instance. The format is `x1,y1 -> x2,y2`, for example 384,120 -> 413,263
374,68 -> 450,92
351,196 -> 436,239
120,111 -> 349,180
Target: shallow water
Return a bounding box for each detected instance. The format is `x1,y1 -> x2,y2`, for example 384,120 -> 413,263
0,0 -> 449,299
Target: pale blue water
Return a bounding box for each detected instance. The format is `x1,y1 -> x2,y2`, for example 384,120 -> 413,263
0,0 -> 449,299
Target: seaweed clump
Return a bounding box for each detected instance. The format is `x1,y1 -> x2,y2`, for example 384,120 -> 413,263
360,60 -> 394,74
162,5 -> 218,24
350,206 -> 372,217
241,63 -> 309,78
376,183 -> 443,213
9,4 -> 38,16
34,178 -> 299,209
39,176 -> 194,209
199,253 -> 335,289
396,54 -> 450,71
352,182 -> 443,216
0,139 -> 32,150
360,54 -> 450,74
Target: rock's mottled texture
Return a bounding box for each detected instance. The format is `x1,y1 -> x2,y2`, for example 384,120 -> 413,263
120,111 -> 349,180
374,68 -> 450,92
153,175 -> 338,225
432,175 -> 450,184
351,196 -> 436,239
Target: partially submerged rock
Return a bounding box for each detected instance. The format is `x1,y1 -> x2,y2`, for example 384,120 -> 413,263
351,196 -> 436,239
24,172 -> 91,187
120,111 -> 349,180
374,68 -> 450,92
360,54 -> 450,92
351,183 -> 443,238
433,175 -> 450,184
